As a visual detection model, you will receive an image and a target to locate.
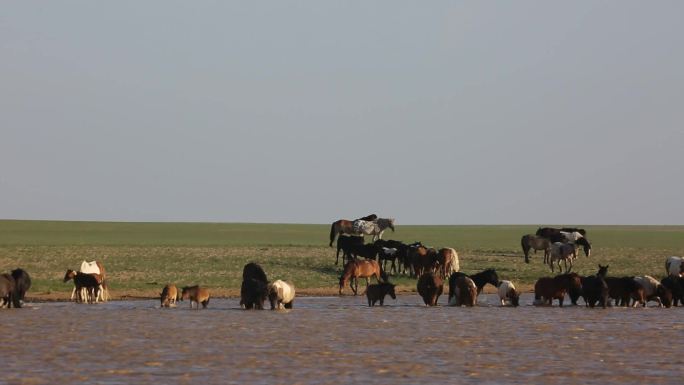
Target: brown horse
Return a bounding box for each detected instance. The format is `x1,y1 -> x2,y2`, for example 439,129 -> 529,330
339,260 -> 383,295
328,214 -> 377,246
417,272 -> 443,306
410,245 -> 438,278
160,284 -> 179,308
533,273 -> 582,307
181,286 -> 210,309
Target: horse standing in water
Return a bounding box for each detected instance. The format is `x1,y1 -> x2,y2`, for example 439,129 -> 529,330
339,260 -> 384,295
329,217 -> 394,246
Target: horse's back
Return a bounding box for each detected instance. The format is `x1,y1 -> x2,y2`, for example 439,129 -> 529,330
80,261 -> 101,275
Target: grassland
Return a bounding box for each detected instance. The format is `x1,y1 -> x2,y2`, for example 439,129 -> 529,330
1,220 -> 682,300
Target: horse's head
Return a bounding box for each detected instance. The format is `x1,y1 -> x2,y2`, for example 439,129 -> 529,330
485,269 -> 500,287
63,269 -> 76,283
509,289 -> 520,307
577,238 -> 592,257
386,283 -> 396,300
388,218 -> 395,232
657,285 -> 673,308
597,264 -> 609,278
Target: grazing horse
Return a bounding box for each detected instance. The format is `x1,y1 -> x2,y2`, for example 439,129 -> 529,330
327,214 -> 380,246
339,260 -> 383,295
366,282 -> 396,306
660,276 -> 684,306
577,265 -> 609,308
181,286 -> 210,309
448,275 -> 477,307
241,262 -> 268,309
521,234 -> 551,264
335,235 -> 364,265
10,269 -> 31,307
268,280 -> 295,310
665,256 -> 683,277
548,242 -> 577,273
497,280 -> 520,307
605,276 -> 641,307
160,284 -> 179,308
534,273 -> 582,307
0,274 -> 16,308
449,269 -> 500,298
417,272 -> 443,306
633,276 -> 672,308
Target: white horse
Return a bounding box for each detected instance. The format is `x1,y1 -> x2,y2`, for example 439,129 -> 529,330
497,280 -> 520,307
267,280 -> 295,310
561,231 -> 584,243
352,218 -> 395,241
665,256 -> 683,277
548,242 -> 577,273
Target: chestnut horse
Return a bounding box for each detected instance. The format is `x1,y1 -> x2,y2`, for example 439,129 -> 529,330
534,273 -> 582,307
328,214 -> 377,246
339,260 -> 384,295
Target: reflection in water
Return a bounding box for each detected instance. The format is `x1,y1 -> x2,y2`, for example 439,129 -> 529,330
2,295 -> 682,385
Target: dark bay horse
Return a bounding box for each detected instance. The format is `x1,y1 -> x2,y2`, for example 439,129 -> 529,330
339,260 -> 383,295
534,273 -> 582,307
336,235 -> 364,265
417,272 -> 443,306
536,227 -> 587,238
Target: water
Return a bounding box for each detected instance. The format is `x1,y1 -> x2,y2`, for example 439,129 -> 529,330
2,295 -> 682,385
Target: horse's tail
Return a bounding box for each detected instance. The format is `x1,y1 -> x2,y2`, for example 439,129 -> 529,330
329,221 -> 338,247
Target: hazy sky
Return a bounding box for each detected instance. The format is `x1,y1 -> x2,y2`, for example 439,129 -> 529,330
1,1 -> 683,225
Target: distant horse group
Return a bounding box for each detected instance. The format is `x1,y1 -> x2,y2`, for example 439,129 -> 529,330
521,227 -> 592,272
329,214 -> 395,247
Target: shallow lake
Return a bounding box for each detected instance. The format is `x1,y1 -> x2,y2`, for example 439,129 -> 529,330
3,294 -> 683,385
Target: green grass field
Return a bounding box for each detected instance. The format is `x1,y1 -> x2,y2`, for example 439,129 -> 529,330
1,220 -> 682,298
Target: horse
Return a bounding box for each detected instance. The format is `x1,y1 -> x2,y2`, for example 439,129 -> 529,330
339,260 -> 383,295
374,240 -> 410,275
352,218 -> 395,242
435,248 -> 459,279
160,284 -> 179,308
268,280 -> 295,310
449,269 -> 500,297
335,235 -> 364,265
533,273 -> 582,307
605,276 -> 641,307
417,272 -> 443,306
548,242 -> 577,273
577,265 -> 609,308
448,275 -> 477,307
327,214 -> 379,246
660,276 -> 684,306
10,269 -> 31,307
366,282 -> 396,306
632,276 -> 672,308
536,227 -> 587,238
377,247 -> 398,275
241,262 -> 268,309
349,243 -> 379,261
665,256 -> 683,277
574,237 -> 592,257
0,274 -> 16,308
181,286 -> 210,309
521,234 -> 551,264
63,270 -> 103,304
410,245 -> 438,278
497,280 -> 520,307
78,260 -> 109,302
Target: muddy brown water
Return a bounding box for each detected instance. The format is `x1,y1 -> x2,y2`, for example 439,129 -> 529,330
3,294 -> 683,385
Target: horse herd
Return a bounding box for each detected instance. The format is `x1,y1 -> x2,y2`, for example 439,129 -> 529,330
1,218 -> 683,310
330,217 -> 684,309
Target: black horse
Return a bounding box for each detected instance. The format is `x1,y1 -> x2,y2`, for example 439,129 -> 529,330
10,269 -> 31,308
449,269 -> 500,301
536,227 -> 587,238
241,263 -> 268,310
575,265 -> 609,308
336,235 -> 364,265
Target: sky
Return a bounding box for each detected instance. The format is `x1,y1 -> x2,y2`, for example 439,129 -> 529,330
1,1 -> 683,225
